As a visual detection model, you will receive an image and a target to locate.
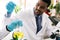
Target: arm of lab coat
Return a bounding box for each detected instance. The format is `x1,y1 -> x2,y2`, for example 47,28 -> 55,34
45,17 -> 60,38
0,17 -> 16,40
0,9 -> 25,40
44,16 -> 56,38
0,10 -> 24,40
0,15 -> 17,40
0,26 -> 10,40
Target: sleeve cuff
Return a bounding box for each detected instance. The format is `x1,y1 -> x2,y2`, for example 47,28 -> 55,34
6,25 -> 11,32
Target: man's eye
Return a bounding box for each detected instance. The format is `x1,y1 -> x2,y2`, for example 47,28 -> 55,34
40,6 -> 45,9
36,3 -> 39,6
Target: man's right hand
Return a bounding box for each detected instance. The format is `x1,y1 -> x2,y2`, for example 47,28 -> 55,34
6,19 -> 23,32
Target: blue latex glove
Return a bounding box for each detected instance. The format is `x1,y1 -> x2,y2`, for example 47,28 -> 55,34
6,1 -> 16,13
5,1 -> 16,18
7,19 -> 23,32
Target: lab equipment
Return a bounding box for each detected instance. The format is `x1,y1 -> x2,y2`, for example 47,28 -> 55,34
49,16 -> 58,25
50,30 -> 60,40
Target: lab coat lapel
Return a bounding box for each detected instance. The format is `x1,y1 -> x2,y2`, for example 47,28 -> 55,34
31,9 -> 37,33
42,13 -> 47,28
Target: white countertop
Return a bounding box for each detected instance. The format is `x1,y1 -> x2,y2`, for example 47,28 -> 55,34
2,31 -> 55,40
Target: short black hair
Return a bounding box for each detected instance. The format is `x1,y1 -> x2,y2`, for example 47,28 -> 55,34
42,0 -> 51,7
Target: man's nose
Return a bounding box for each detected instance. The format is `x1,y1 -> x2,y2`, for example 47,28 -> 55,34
37,6 -> 40,9
37,6 -> 40,10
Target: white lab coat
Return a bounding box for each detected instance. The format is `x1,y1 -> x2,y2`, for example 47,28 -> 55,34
0,8 -> 59,40
14,8 -> 54,40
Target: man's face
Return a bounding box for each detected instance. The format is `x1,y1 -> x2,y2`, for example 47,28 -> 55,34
34,0 -> 48,15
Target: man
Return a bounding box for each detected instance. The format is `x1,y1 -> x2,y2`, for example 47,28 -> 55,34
0,0 -> 60,40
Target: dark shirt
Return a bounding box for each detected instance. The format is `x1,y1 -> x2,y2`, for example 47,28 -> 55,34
35,14 -> 42,34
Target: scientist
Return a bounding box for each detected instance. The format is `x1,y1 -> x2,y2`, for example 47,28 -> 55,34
0,0 -> 60,40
